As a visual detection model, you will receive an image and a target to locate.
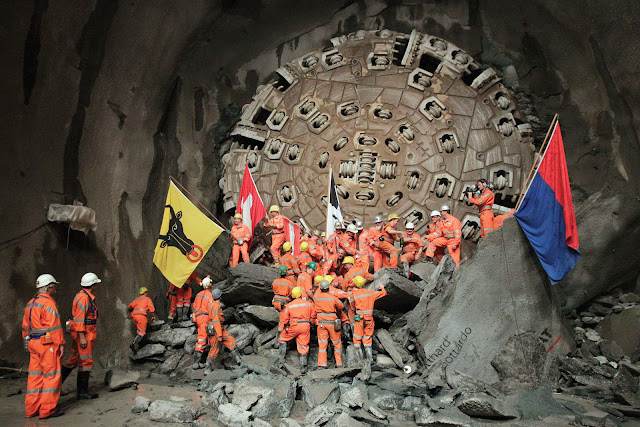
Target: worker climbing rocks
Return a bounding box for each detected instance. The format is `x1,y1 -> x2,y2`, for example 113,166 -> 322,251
127,287 -> 156,353
264,205 -> 285,264
280,241 -> 300,280
191,276 -> 215,370
379,214 -> 403,269
368,216 -> 385,272
348,276 -> 386,364
297,241 -> 313,271
229,213 -> 251,267
467,179 -> 495,238
22,274 -> 65,419
167,272 -> 199,322
314,280 -> 344,368
204,288 -> 242,374
424,211 -> 445,264
61,272 -> 101,400
400,222 -> 424,277
279,287 -> 317,374
425,205 -> 463,268
297,261 -> 317,300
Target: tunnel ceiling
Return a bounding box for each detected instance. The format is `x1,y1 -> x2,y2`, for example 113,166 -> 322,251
220,30 -> 534,239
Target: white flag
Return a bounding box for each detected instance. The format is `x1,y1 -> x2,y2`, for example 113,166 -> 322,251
325,167 -> 344,240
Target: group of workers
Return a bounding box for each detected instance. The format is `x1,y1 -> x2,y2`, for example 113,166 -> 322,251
21,272 -> 102,419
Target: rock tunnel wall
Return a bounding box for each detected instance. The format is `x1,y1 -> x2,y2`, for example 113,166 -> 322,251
1,0 -> 639,365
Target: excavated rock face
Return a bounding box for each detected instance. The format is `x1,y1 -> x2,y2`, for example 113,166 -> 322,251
220,30 -> 534,237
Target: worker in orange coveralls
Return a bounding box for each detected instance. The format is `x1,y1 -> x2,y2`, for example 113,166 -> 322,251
264,205 -> 285,264
368,216 -> 385,272
493,209 -> 515,230
378,214 -> 403,269
61,272 -> 101,400
167,272 -> 199,322
326,221 -> 344,255
400,222 -> 424,277
467,179 -> 495,238
204,288 -> 242,374
297,261 -> 317,300
314,279 -> 344,368
425,205 -> 463,268
22,274 -> 65,419
423,211 -> 445,264
280,241 -> 299,281
297,242 -> 313,271
340,224 -> 358,256
229,213 -> 251,267
278,287 -> 317,373
307,230 -> 325,262
272,265 -> 295,336
340,256 -> 373,291
191,276 -> 214,370
128,287 -> 156,353
349,276 -> 386,364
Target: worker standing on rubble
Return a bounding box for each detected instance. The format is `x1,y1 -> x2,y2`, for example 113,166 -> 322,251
22,274 -> 65,419
127,287 -> 156,353
297,261 -> 317,300
439,205 -> 463,268
191,276 -> 215,370
340,255 -> 373,290
307,230 -> 325,262
424,211 -> 445,264
400,222 -> 424,277
278,287 -> 317,374
368,216 -> 385,272
467,179 -> 495,238
379,214 -> 403,269
340,224 -> 358,256
264,205 -> 285,264
167,273 -> 199,323
280,242 -> 299,280
229,213 -> 251,267
326,221 -> 344,255
314,280 -> 344,368
272,265 -> 295,336
204,289 -> 242,374
61,272 -> 101,400
297,242 -> 313,271
349,276 -> 386,364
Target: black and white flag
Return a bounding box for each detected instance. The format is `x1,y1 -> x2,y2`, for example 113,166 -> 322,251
325,166 -> 344,238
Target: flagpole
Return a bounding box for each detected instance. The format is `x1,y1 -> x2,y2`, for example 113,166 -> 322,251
514,114 -> 559,211
169,176 -> 229,230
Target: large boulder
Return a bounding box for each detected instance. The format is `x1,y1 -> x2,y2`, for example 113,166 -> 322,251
226,323 -> 260,350
146,326 -> 195,347
240,305 -> 280,327
148,400 -> 199,423
216,263 -> 279,306
407,217 -> 572,384
599,306 -> 640,357
232,373 -> 296,418
367,268 -> 423,313
104,368 -> 140,391
556,188 -> 640,311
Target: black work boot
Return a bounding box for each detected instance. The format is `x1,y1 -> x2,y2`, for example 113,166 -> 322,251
230,348 -> 242,365
279,342 -> 287,361
300,354 -> 308,374
402,262 -> 410,277
40,408 -> 65,419
130,334 -> 143,353
365,346 -> 374,363
60,365 -> 73,385
77,371 -> 98,400
192,352 -> 203,369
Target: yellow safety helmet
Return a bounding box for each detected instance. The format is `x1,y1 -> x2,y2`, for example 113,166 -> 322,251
270,205 -> 280,212
300,241 -> 309,252
234,213 -> 242,219
343,256 -> 355,265
291,287 -> 302,298
324,275 -> 334,283
321,232 -> 326,237
314,275 -> 324,284
283,241 -> 292,252
354,276 -> 366,288
139,287 -> 148,295
388,213 -> 399,221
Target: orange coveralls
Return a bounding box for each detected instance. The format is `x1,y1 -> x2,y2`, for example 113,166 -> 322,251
341,258 -> 374,291
368,226 -> 385,272
192,289 -> 214,353
493,209 -> 515,230
22,293 -> 65,418
167,273 -> 198,319
229,223 -> 251,267
280,252 -> 300,281
65,289 -> 97,373
308,239 -> 324,262
469,188 -> 495,238
424,222 -> 445,264
272,277 -> 294,333
267,214 -> 285,263
400,234 -> 424,265
349,288 -> 387,352
279,298 -> 317,355
326,231 -> 342,254
297,251 -> 313,271
340,233 -> 357,256
128,295 -> 155,336
321,251 -> 341,276
297,271 -> 314,299
378,223 -> 399,268
426,216 -> 462,267
206,299 -> 237,361
313,290 -> 344,367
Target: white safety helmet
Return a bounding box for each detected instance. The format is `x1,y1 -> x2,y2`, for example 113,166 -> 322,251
440,205 -> 450,212
334,220 -> 342,229
36,274 -> 59,289
346,224 -> 357,233
81,272 -> 101,287
202,276 -> 213,289
374,215 -> 383,223
355,220 -> 364,230
406,222 -> 415,229
430,210 -> 441,217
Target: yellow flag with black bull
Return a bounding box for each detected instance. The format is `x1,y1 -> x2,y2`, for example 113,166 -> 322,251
153,181 -> 223,287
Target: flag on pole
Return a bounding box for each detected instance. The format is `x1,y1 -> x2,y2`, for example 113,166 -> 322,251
515,119 -> 580,283
237,164 -> 267,245
325,166 -> 344,239
153,181 -> 224,287
283,216 -> 302,257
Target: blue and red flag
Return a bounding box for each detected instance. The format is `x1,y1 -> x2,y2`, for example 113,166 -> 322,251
515,119 -> 580,283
